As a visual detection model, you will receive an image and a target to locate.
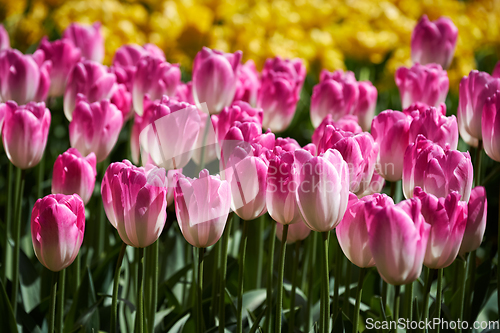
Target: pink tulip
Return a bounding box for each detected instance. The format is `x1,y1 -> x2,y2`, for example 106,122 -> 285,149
395,63 -> 449,109
295,148 -> 349,232
355,81 -> 378,131
0,24 -> 10,51
138,96 -> 201,170
414,187 -> 467,268
0,49 -> 52,104
38,37 -> 82,97
31,194 -> 85,272
258,56 -> 305,132
174,82 -> 195,105
192,47 -> 242,114
253,129 -> 276,150
191,109 -> 218,166
493,61 -> 500,79
403,135 -> 473,202
69,99 -> 123,163
132,55 -> 181,116
62,22 -> 104,63
276,220 -> 311,244
409,105 -> 459,150
459,70 -> 500,147
366,197 -> 429,285
111,83 -> 133,121
274,137 -> 301,152
371,110 -> 413,181
403,102 -> 446,117
357,170 -> 386,198
411,15 -> 458,69
63,60 -> 116,121
51,148 -> 96,204
212,101 -> 263,144
1,101 -> 51,169
482,92 -> 500,162
233,60 -> 260,106
104,162 -> 167,247
337,193 -> 393,268
459,186 -> 488,255
174,169 -> 231,248
166,169 -> 182,207
317,126 -> 378,195
101,160 -> 134,228
312,114 -> 362,148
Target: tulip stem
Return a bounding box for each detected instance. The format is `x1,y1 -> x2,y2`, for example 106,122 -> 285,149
56,268 -> 66,332
343,260 -> 352,317
10,167 -> 24,317
1,163 -> 13,286
275,224 -> 288,333
256,216 -> 264,289
289,240 -> 300,333
422,266 -> 434,323
306,231 -> 317,331
236,220 -> 248,333
475,141 -> 483,186
381,281 -> 388,313
265,221 -> 276,332
219,213 -> 233,333
210,240 -> 220,324
393,285 -> 400,333
111,242 -> 127,333
198,247 -> 205,333
321,231 -> 330,333
435,269 -> 443,333
333,237 -> 342,319
464,250 -> 476,324
405,282 -> 413,323
136,247 -> 144,333
48,271 -> 58,333
353,268 -> 367,333
458,255 -> 468,333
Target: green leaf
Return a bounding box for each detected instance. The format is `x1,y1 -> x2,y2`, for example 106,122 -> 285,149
331,310 -> 353,333
0,279 -> 18,333
19,248 -> 40,313
166,313 -> 189,333
64,268 -> 99,333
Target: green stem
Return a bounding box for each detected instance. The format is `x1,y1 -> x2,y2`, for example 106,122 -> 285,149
393,285 -> 400,333
352,268 -> 366,333
219,214 -> 233,333
256,216 -> 264,289
405,282 -> 413,323
289,240 -> 300,333
210,241 -> 220,324
111,243 -> 127,333
322,232 -> 330,333
464,250 -> 476,323
333,237 -> 341,320
10,167 -> 24,316
236,220 -> 248,333
390,181 -> 397,200
275,224 -> 288,333
56,268 -> 66,333
306,232 -> 317,331
422,267 -> 434,322
343,260 -> 352,317
151,241 -> 158,333
1,163 -> 13,286
182,241 -> 190,309
37,154 -> 45,198
48,271 -> 58,333
136,248 -> 144,333
475,141 -> 483,186
435,269 -> 443,333
198,247 -> 205,333
381,281 -> 388,313
265,221 -> 276,332
144,247 -> 152,332
458,256 -> 468,333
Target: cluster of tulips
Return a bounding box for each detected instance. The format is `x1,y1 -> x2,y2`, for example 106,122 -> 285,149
0,13 -> 498,333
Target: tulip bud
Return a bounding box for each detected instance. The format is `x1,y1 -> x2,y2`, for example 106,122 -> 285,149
482,93 -> 500,162
409,106 -> 459,150
234,60 -> 260,106
38,37 -> 82,97
395,63 -> 449,109
295,148 -> 350,232
62,22 -> 104,63
52,148 -> 97,204
101,160 -> 134,228
212,101 -> 263,144
174,82 -> 195,105
276,220 -> 311,244
193,47 -> 242,114
414,187 -> 467,268
258,57 -> 305,132
411,15 -> 458,69
0,49 -> 52,104
1,101 -> 51,169
403,102 -> 446,117
31,194 -> 85,272
175,169 -> 231,248
63,60 -> 117,121
132,55 -> 181,116
337,193 -> 393,268
166,169 -> 182,207
459,186 -> 487,255
69,99 -> 123,163
111,83 -> 133,121
403,135 -> 473,202
355,81 -> 378,131
0,24 -> 10,51
312,114 -> 362,148
371,110 -> 413,181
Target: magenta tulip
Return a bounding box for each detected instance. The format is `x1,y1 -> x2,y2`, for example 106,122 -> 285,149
191,109 -> 218,166
62,22 -> 104,63
2,101 -> 51,169
174,82 -> 195,105
258,56 -> 305,132
192,47 -> 242,114
38,37 -> 82,97
174,169 -> 231,248
63,60 -> 116,121
132,55 -> 181,116
357,170 -> 386,198
337,193 -> 393,268
233,60 -> 260,106
409,105 -> 459,150
411,15 -> 458,69
212,101 -> 263,144
274,137 -> 301,152
403,102 -> 446,117
111,83 -> 133,121
312,114 -> 362,148
295,148 -> 349,232
366,197 -> 430,285
52,148 -> 97,204
276,220 -> 311,244
101,160 -> 134,228
395,63 -> 449,109
460,186 -> 488,255
31,194 -> 85,272
0,24 -> 10,51
355,80 -> 378,131
458,70 -> 500,147
403,135 -> 473,202
483,92 -> 500,162
166,169 -> 182,207
414,187 -> 467,268
69,99 -> 123,163
371,110 -> 413,181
